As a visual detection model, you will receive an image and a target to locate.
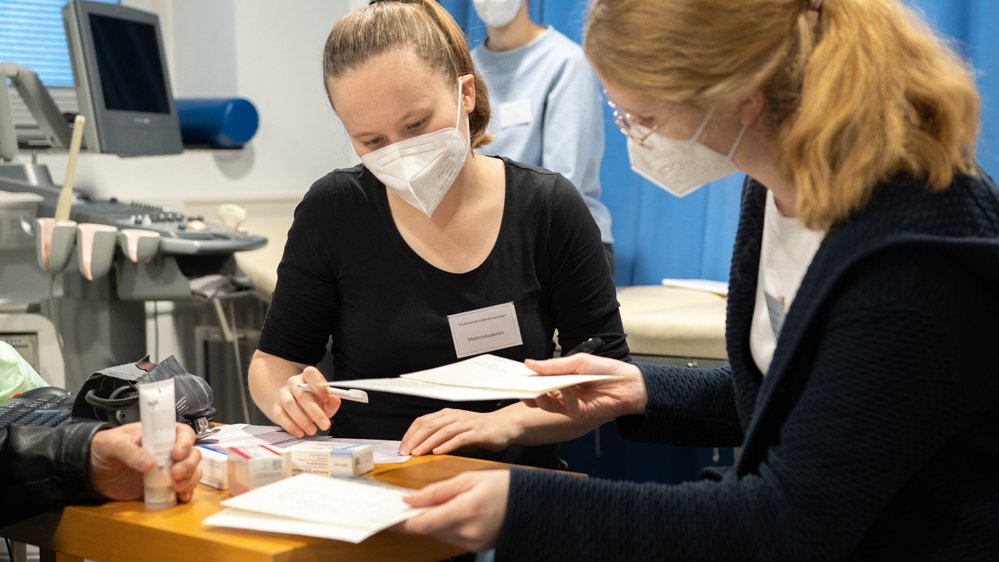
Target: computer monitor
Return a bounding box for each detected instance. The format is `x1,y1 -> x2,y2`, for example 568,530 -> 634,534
62,0 -> 183,156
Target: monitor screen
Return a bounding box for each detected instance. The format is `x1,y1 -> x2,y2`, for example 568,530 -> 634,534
63,0 -> 182,155
89,14 -> 170,114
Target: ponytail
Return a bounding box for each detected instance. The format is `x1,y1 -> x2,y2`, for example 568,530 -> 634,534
777,0 -> 979,228
323,0 -> 493,147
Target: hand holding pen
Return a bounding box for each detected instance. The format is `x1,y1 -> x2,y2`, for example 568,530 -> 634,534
274,365 -> 343,438
297,384 -> 369,403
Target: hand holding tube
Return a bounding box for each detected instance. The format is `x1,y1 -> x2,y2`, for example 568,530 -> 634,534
88,423 -> 202,503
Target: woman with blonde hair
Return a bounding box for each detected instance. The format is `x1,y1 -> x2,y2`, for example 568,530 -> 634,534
247,0 -> 628,468
398,0 -> 999,558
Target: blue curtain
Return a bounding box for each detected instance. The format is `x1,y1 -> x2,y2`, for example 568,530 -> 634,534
445,0 -> 999,288
914,0 -> 999,179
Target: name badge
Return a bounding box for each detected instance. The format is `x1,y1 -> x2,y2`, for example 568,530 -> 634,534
499,99 -> 532,128
447,302 -> 524,358
764,291 -> 786,338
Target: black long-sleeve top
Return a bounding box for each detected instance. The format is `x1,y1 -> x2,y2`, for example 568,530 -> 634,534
258,157 -> 629,467
498,172 -> 999,560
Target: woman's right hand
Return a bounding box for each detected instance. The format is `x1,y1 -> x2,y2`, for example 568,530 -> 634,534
523,354 -> 647,421
270,366 -> 342,437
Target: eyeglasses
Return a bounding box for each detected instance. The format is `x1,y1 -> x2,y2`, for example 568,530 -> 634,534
604,91 -> 660,147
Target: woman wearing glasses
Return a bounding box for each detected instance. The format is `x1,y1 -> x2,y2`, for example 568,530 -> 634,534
397,0 -> 999,558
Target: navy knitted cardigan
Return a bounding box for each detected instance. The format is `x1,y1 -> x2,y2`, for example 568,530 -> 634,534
497,172 -> 999,561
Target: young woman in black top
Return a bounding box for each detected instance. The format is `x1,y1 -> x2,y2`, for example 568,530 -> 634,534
247,0 -> 628,468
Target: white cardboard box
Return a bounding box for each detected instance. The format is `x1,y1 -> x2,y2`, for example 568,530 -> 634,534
197,445 -> 229,490
287,442 -> 374,476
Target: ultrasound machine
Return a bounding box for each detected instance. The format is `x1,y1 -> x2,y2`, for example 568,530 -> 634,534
0,0 -> 267,399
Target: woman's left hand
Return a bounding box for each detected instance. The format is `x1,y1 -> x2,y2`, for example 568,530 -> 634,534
400,408 -> 519,456
394,470 -> 510,552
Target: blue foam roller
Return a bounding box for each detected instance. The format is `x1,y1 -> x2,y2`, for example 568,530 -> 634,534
175,97 -> 259,148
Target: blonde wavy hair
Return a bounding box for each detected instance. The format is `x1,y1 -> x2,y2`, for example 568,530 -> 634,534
322,0 -> 493,148
585,0 -> 980,229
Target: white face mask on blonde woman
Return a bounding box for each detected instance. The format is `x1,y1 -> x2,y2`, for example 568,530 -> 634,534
627,111 -> 747,198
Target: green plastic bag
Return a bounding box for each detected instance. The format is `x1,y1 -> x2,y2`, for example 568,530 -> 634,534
0,340 -> 49,401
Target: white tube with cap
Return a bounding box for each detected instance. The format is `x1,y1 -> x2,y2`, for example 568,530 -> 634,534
138,379 -> 177,510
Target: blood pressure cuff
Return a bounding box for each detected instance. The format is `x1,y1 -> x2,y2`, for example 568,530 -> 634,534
72,355 -> 215,434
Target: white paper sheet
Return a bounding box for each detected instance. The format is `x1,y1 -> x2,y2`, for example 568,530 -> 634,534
204,508 -> 372,543
315,438 -> 411,464
336,377 -> 540,401
204,473 -> 425,543
660,278 -> 729,297
331,354 -> 612,401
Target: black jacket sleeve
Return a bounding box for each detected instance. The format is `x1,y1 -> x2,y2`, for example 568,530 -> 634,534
616,363 -> 743,447
0,422 -> 106,526
496,249 -> 999,561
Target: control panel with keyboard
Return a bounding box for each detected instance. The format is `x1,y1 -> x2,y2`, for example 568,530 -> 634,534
40,196 -> 268,255
0,173 -> 268,255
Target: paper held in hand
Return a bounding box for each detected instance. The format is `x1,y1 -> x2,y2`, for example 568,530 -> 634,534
203,473 -> 425,543
329,353 -> 612,401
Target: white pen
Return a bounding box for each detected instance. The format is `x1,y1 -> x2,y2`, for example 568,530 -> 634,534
296,384 -> 369,404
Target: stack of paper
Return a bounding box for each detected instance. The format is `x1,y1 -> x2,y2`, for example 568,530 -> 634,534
204,423 -> 411,464
203,473 -> 424,543
330,353 -> 613,401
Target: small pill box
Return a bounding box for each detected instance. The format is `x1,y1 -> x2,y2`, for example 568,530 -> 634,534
197,445 -> 229,490
226,444 -> 291,496
286,442 -> 374,477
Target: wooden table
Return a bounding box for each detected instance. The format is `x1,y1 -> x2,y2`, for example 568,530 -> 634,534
1,455 -> 506,562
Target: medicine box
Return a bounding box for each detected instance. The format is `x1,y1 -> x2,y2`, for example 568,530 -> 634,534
226,444 -> 291,496
197,445 -> 229,490
286,442 -> 374,477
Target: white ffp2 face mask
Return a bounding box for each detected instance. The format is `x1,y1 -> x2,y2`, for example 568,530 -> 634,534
361,83 -> 469,217
473,0 -> 521,27
627,112 -> 747,197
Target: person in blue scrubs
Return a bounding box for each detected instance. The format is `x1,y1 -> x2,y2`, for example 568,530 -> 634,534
471,0 -> 615,270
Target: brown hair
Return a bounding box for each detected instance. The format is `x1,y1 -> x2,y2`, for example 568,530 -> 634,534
585,0 -> 980,229
322,0 -> 493,148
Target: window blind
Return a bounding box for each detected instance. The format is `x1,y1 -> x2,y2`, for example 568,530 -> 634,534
0,0 -> 116,135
